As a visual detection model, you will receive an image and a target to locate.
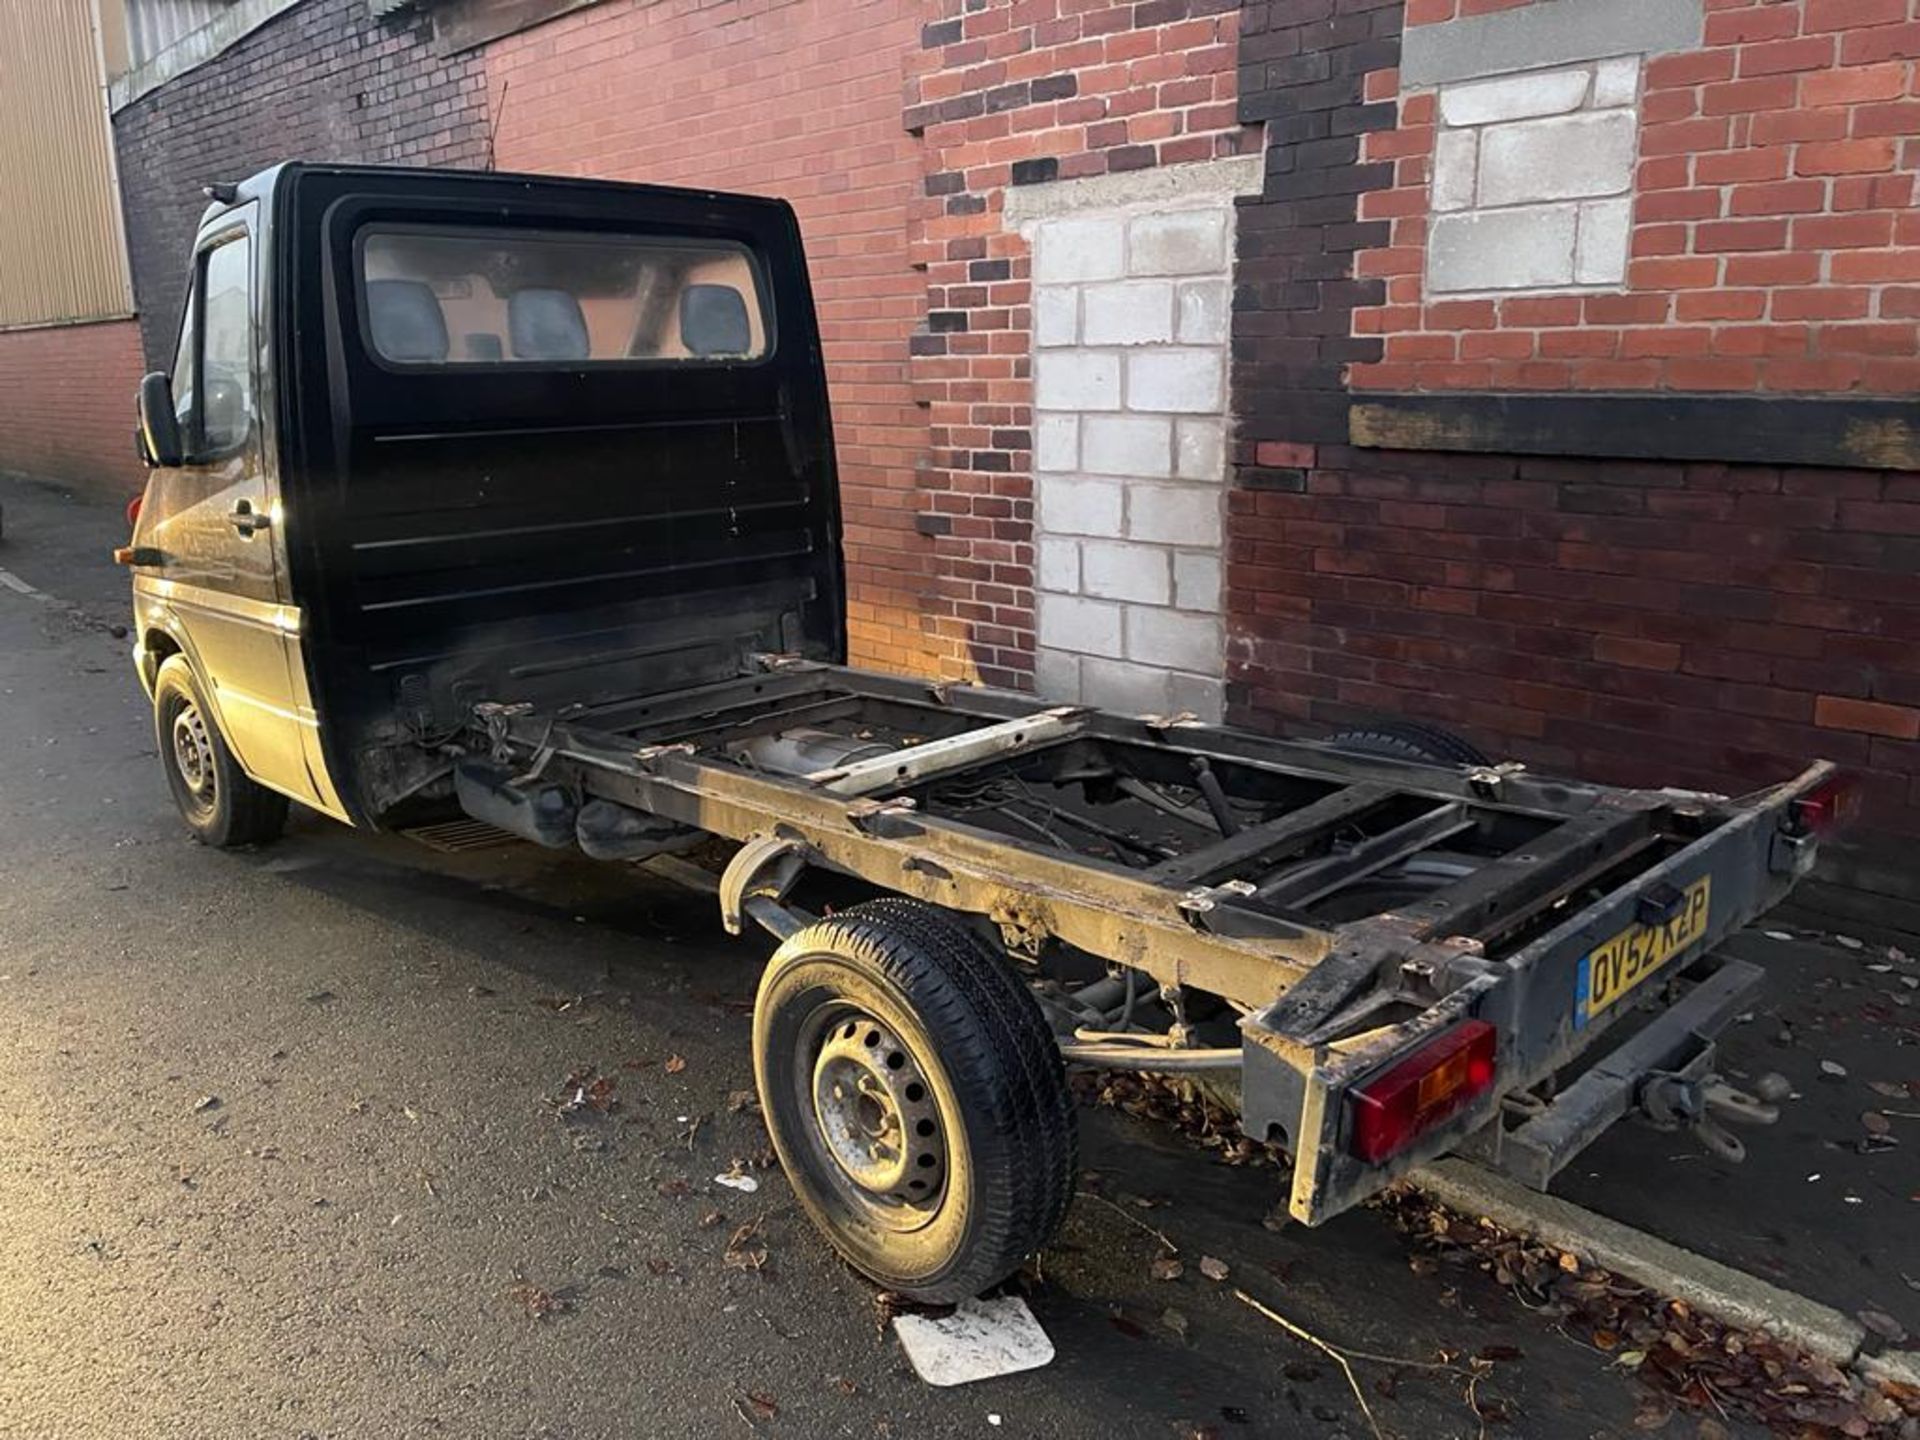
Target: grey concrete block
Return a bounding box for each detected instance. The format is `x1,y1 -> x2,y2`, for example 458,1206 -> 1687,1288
1036,475 -> 1124,537
1439,67 -> 1589,127
1080,539 -> 1171,604
1082,280 -> 1176,346
1428,204 -> 1578,293
1036,351 -> 1121,410
1082,414 -> 1174,477
1127,210 -> 1228,277
1478,110 -> 1636,207
1033,217 -> 1125,283
1037,592 -> 1124,658
1078,657 -> 1172,716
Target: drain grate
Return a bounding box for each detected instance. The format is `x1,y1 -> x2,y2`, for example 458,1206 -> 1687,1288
399,817 -> 523,854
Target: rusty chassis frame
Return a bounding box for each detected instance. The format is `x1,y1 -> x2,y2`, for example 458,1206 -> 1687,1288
465,657 -> 1834,1225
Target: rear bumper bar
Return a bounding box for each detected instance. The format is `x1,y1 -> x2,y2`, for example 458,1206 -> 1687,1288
1240,762 -> 1834,1225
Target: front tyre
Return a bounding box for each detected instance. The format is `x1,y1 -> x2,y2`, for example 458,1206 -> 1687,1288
153,655 -> 288,848
752,899 -> 1076,1303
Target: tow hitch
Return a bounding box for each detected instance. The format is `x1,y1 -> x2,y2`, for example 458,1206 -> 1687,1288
1635,1068 -> 1783,1165
1493,955 -> 1777,1190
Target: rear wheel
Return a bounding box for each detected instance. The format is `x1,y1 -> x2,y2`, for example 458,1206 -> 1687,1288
1327,719 -> 1489,768
752,898 -> 1076,1302
153,655 -> 288,848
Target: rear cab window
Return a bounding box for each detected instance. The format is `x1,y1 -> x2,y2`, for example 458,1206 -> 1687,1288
356,228 -> 770,367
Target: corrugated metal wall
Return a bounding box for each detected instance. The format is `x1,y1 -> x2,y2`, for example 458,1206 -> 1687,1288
0,0 -> 134,328
123,0 -> 223,68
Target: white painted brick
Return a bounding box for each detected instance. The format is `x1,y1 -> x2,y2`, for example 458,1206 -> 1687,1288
1081,414 -> 1173,477
1477,110 -> 1636,207
1432,129 -> 1477,214
1034,286 -> 1079,347
1035,413 -> 1079,472
1034,217 -> 1124,282
1176,279 -> 1229,344
1174,550 -> 1222,612
1126,349 -> 1223,413
1036,351 -> 1121,410
1081,280 -> 1175,345
1037,475 -> 1124,537
1127,209 -> 1227,276
1081,540 -> 1171,604
1033,648 -> 1082,703
1126,607 -> 1221,671
1576,197 -> 1632,284
1079,658 -> 1172,716
1036,535 -> 1080,594
1439,67 -> 1589,127
1428,205 -> 1577,293
1592,56 -> 1640,109
1038,592 -> 1124,658
1168,673 -> 1225,723
1175,417 -> 1226,481
1128,483 -> 1222,547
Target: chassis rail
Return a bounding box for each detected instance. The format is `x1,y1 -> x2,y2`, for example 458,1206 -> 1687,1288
459,658 -> 1833,1225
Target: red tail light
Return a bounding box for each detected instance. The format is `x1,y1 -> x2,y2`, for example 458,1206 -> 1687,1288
1789,773 -> 1857,836
126,493 -> 144,529
1348,1019 -> 1498,1164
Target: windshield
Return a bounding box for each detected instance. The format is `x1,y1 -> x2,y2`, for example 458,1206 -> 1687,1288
358,227 -> 770,366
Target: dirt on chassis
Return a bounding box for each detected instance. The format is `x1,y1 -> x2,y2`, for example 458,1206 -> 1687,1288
454,654 -> 1846,1301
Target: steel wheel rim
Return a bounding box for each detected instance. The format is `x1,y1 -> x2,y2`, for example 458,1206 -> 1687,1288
170,701 -> 217,815
798,1004 -> 947,1231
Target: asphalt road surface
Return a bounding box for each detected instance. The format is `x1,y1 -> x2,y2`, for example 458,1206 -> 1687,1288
0,473 -> 1877,1439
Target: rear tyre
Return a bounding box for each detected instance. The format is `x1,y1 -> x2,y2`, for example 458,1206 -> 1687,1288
1327,719 -> 1490,768
153,655 -> 289,848
752,898 -> 1076,1303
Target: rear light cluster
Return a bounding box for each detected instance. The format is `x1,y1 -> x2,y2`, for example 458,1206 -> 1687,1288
1788,773 -> 1857,836
1347,1019 -> 1498,1164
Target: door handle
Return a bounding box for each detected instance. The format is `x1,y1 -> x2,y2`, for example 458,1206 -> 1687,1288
229,499 -> 270,536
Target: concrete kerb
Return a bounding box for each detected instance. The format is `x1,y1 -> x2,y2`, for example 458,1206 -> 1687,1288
1410,1159 -> 1920,1389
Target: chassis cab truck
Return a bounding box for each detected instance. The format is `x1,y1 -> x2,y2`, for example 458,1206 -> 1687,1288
122,164 -> 1847,1303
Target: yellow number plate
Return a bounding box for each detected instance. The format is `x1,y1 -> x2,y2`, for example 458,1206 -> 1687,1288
1574,876 -> 1712,1029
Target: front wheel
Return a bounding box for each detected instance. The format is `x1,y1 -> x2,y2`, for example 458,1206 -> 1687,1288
153,655 -> 288,848
752,898 -> 1076,1302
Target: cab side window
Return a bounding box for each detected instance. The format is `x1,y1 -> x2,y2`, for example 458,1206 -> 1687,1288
197,234 -> 254,456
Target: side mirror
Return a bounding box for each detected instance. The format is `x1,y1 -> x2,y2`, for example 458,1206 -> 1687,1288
137,371 -> 183,469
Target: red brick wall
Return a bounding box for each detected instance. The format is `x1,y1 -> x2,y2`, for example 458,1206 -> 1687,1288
484,0 -> 938,676
906,0 -> 1253,685
1351,0 -> 1920,395
485,0 -> 1250,687
0,319 -> 145,498
1226,445 -> 1920,835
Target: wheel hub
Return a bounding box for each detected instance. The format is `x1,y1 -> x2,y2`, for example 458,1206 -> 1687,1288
811,1015 -> 945,1206
171,703 -> 215,802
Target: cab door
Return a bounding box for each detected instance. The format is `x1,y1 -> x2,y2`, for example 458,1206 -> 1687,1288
139,209 -> 323,809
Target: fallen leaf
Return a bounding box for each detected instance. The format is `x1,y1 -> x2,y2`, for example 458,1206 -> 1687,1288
1858,1308 -> 1907,1343
664,1054 -> 688,1075
1162,1307 -> 1189,1340
1863,1111 -> 1892,1136
743,1390 -> 777,1421
1820,1059 -> 1849,1080
1199,1256 -> 1230,1282
193,1095 -> 220,1113
1150,1255 -> 1185,1282
1836,934 -> 1865,950
1869,1080 -> 1910,1099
